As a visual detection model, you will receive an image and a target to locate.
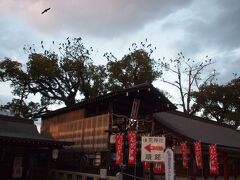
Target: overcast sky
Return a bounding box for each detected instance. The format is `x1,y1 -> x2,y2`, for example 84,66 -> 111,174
0,0 -> 240,108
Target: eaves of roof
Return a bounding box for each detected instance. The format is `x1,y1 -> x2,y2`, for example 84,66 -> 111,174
154,111 -> 240,150
41,83 -> 176,119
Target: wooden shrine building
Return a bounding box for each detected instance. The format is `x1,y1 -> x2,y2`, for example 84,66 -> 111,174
0,114 -> 72,180
154,111 -> 240,179
40,83 -> 240,180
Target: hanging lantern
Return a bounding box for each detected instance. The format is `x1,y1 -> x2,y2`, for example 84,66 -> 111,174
209,144 -> 219,175
194,141 -> 203,169
128,131 -> 137,165
115,133 -> 124,165
180,141 -> 188,168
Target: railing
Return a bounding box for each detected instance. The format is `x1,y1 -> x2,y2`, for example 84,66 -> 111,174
50,169 -> 121,180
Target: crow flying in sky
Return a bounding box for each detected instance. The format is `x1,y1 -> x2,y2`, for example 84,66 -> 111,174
41,8 -> 51,14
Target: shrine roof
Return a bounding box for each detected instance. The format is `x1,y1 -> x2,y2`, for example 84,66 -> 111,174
0,115 -> 72,147
154,111 -> 240,150
41,83 -> 176,119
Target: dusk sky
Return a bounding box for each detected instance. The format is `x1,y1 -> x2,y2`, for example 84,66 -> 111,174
0,0 -> 240,109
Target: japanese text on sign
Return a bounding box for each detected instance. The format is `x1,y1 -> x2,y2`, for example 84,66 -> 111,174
141,136 -> 165,162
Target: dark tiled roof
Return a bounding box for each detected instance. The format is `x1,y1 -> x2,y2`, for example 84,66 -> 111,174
154,111 -> 240,149
0,115 -> 41,139
0,115 -> 72,147
41,83 -> 176,118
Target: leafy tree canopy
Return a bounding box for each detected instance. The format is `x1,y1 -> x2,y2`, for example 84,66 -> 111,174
106,42 -> 162,91
0,38 -> 160,118
191,76 -> 240,129
0,37 -> 108,117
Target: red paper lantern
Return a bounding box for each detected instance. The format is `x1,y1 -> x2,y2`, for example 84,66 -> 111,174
194,141 -> 203,169
180,141 -> 188,168
209,144 -> 219,174
128,131 -> 137,165
115,133 -> 124,165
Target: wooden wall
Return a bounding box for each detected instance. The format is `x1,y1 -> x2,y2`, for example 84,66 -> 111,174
41,109 -> 110,152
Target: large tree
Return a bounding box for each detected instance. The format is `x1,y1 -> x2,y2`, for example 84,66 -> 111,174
161,53 -> 216,113
0,39 -> 162,118
106,42 -> 162,91
0,37 -> 107,117
191,76 -> 240,129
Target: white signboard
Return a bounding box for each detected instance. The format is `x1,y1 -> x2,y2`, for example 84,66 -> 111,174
141,136 -> 165,162
164,148 -> 174,180
110,134 -> 116,144
12,157 -> 23,178
100,169 -> 107,178
52,149 -> 59,160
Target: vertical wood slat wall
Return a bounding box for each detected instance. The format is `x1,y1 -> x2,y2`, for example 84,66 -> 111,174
41,109 -> 110,152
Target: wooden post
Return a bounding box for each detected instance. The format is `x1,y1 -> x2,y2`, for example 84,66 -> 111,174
223,153 -> 228,180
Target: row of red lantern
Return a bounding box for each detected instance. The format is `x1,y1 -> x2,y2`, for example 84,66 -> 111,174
180,141 -> 219,175
116,132 -> 166,174
116,131 -> 137,165
116,131 -> 165,174
116,132 -> 219,175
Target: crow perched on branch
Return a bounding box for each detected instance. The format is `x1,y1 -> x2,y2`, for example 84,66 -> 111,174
41,8 -> 51,14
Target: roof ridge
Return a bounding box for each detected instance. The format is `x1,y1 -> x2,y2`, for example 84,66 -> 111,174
41,83 -> 175,118
165,110 -> 239,132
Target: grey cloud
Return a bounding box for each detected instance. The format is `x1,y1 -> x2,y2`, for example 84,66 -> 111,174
212,1 -> 240,50
0,94 -> 12,105
190,0 -> 240,51
159,0 -> 240,83
0,82 -> 13,105
0,16 -> 53,62
0,18 -> 24,57
0,17 -> 32,59
165,0 -> 240,52
0,0 -> 192,38
214,52 -> 240,83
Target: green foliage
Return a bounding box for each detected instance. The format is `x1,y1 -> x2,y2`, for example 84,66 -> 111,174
0,38 -> 160,118
0,38 -> 108,117
106,42 -> 162,91
1,36 -> 239,129
191,76 -> 240,129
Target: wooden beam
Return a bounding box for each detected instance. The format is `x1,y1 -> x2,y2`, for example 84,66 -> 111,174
130,98 -> 140,119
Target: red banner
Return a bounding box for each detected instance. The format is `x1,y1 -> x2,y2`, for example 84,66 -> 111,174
194,141 -> 203,169
116,134 -> 124,165
144,161 -> 150,171
154,162 -> 165,174
180,141 -> 188,168
128,131 -> 137,164
209,144 -> 219,174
